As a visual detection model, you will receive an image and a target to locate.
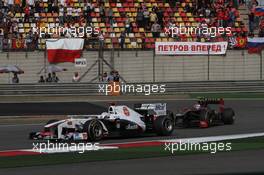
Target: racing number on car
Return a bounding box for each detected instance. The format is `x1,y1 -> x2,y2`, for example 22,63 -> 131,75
123,107 -> 130,116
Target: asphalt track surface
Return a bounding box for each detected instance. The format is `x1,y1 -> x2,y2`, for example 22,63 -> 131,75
0,100 -> 264,150
1,149 -> 263,175
0,100 -> 263,174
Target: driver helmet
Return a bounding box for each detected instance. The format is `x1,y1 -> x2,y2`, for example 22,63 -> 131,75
194,104 -> 201,110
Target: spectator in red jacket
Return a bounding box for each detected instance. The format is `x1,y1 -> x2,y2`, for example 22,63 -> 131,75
24,5 -> 30,22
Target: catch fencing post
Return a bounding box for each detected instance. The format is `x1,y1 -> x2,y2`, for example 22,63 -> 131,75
260,51 -> 263,80
207,45 -> 210,81
153,48 -> 156,82
44,45 -> 47,79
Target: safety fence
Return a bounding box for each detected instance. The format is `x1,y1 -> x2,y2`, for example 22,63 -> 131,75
0,81 -> 264,96
0,50 -> 263,83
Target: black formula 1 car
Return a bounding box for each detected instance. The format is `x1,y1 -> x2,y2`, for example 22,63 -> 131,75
29,104 -> 175,141
175,98 -> 235,128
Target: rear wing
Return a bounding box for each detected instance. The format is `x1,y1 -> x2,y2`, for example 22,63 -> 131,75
134,103 -> 167,116
197,97 -> 225,112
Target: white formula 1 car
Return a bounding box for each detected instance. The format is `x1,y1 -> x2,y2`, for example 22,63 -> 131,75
29,104 -> 175,141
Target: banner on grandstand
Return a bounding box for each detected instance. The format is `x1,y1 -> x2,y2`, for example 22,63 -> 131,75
12,39 -> 25,49
255,6 -> 264,16
155,42 -> 228,55
247,37 -> 264,54
46,39 -> 84,63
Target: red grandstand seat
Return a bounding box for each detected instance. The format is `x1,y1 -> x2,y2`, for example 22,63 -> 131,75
112,38 -> 118,43
129,3 -> 134,8
236,28 -> 242,33
119,8 -> 125,13
133,28 -> 139,32
242,27 -> 248,32
180,12 -> 186,17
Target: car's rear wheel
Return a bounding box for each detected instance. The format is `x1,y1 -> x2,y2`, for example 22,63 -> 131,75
83,120 -> 104,142
222,108 -> 235,124
154,116 -> 174,136
182,118 -> 191,128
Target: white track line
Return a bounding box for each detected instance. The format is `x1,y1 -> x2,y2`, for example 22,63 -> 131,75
163,132 -> 264,143
1,132 -> 263,154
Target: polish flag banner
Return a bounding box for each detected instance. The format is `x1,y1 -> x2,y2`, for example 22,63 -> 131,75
46,39 -> 84,63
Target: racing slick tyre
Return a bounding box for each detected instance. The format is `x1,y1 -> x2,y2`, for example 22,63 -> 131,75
182,118 -> 191,128
166,110 -> 174,120
222,108 -> 235,125
200,110 -> 212,128
154,116 -> 174,136
46,119 -> 59,125
83,119 -> 104,142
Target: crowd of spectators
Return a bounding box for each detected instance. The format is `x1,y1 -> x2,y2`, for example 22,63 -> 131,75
38,72 -> 59,83
246,0 -> 264,37
102,70 -> 120,83
0,0 -> 261,51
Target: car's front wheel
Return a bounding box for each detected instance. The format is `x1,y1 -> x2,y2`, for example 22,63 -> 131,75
83,119 -> 104,142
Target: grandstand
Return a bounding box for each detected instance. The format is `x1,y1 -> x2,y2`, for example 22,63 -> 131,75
0,0 -> 247,50
1,0 -> 263,84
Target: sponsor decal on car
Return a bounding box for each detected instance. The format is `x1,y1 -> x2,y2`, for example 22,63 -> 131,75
155,103 -> 166,111
126,124 -> 139,130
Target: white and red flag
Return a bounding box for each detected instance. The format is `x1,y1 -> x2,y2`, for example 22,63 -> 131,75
46,39 -> 84,63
